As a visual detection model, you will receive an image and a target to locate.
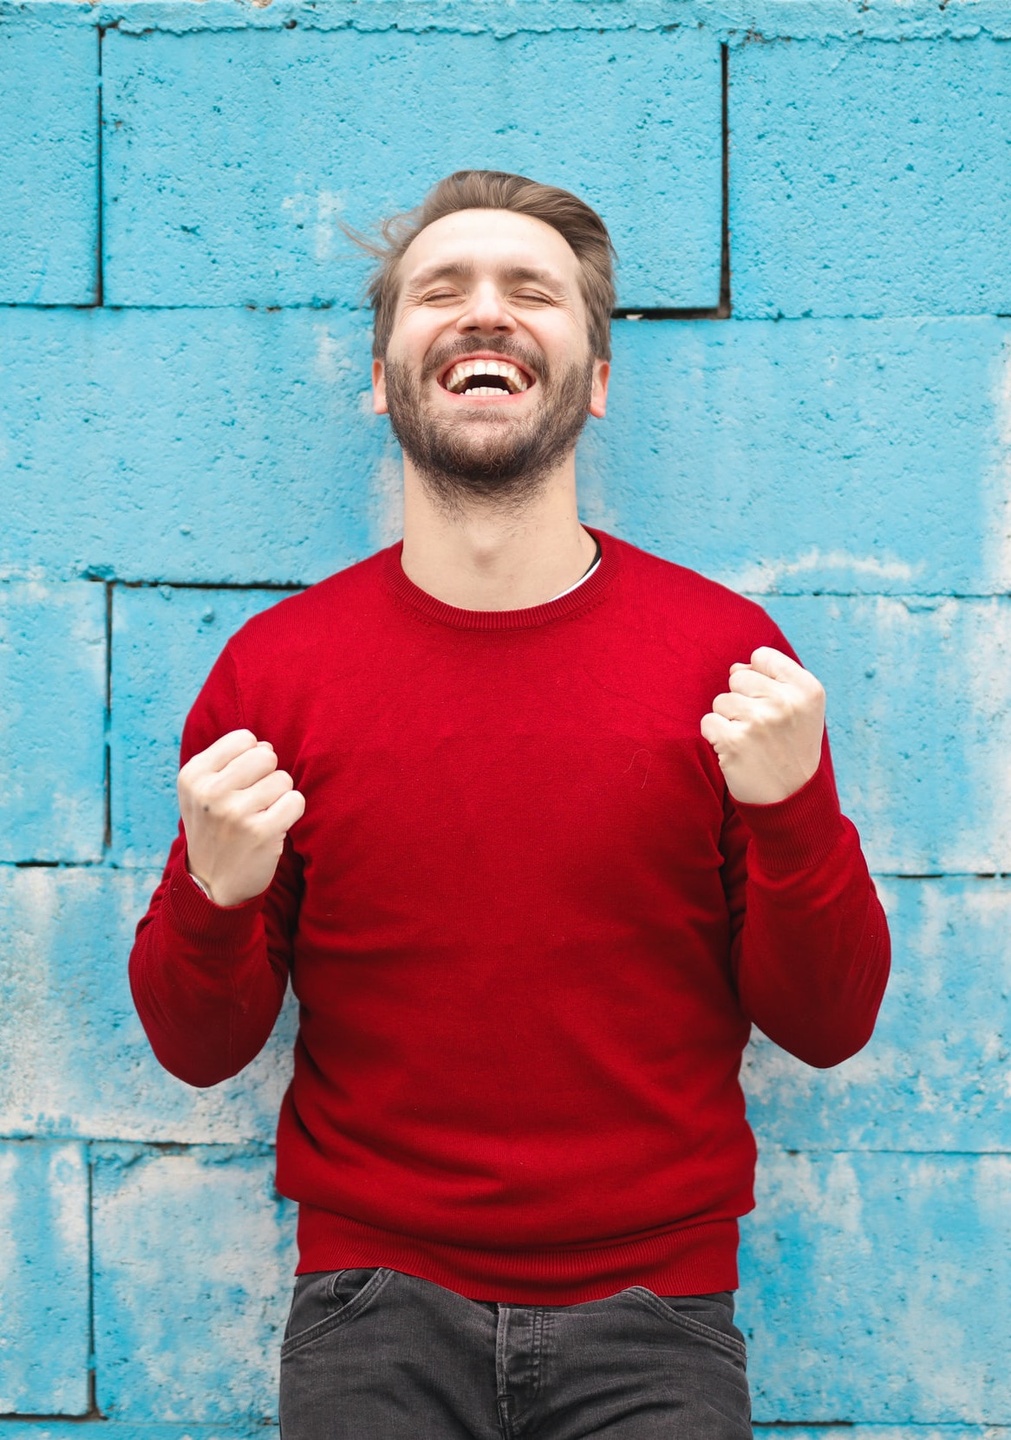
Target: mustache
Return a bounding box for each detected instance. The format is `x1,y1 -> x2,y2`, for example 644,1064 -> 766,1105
422,336 -> 544,383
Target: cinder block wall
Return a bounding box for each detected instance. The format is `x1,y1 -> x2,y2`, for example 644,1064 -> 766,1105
2,1 -> 1009,1434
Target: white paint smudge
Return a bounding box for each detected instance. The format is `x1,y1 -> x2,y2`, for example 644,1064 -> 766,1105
575,427 -> 620,533
369,448 -> 404,548
313,189 -> 346,264
0,869 -> 60,1130
0,565 -> 46,582
49,1146 -> 88,1256
0,1149 -> 19,1282
313,323 -> 352,385
723,548 -> 919,594
11,578 -> 52,606
95,1152 -> 295,1419
984,334 -> 1011,589
281,184 -> 347,264
963,597 -> 1011,868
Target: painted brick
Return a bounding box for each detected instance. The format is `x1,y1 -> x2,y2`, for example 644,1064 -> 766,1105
743,876 -> 1011,1153
730,37 -> 1011,318
92,1147 -> 297,1422
0,1430 -> 1005,1440
739,1152 -> 1011,1424
101,27 -> 721,309
6,308 -> 1011,596
0,1429 -> 273,1440
585,316 -> 1011,597
0,306 -> 379,584
4,6 -> 1010,1433
756,1432 -> 1011,1440
0,22 -> 97,304
0,1430 -> 273,1440
0,581 -> 106,862
111,585 -> 298,865
0,865 -> 294,1144
0,1141 -> 89,1415
759,595 -> 1011,873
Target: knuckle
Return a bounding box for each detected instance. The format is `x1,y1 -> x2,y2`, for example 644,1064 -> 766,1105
185,776 -> 214,809
216,792 -> 246,825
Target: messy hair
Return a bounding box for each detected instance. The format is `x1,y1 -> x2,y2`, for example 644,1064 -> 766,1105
356,170 -> 617,361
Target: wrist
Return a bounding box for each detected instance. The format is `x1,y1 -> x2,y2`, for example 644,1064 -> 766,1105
187,868 -> 215,901
184,859 -> 248,910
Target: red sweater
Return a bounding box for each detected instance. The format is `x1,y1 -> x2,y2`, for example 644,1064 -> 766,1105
130,531 -> 889,1302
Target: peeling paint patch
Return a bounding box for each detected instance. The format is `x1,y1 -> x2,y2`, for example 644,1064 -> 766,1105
368,447 -> 404,549
983,336 -> 1011,590
0,1142 -> 90,1414
741,1152 -> 1011,1424
727,548 -> 920,594
92,1147 -> 297,1422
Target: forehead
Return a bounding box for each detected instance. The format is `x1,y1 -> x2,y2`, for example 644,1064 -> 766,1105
397,208 -> 583,291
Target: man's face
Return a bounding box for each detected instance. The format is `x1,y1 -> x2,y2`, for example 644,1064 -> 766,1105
372,208 -> 609,506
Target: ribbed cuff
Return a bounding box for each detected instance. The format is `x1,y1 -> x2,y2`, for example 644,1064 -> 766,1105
164,850 -> 263,943
731,764 -> 847,875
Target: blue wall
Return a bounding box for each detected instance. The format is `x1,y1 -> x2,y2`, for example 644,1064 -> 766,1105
2,0 -> 1010,1433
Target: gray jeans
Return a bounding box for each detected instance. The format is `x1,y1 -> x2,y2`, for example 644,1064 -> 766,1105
279,1267 -> 752,1440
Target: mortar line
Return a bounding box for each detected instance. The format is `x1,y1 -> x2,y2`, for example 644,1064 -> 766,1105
108,577 -> 308,592
2,1135 -> 1006,1161
6,859 -> 1011,884
718,40 -> 731,316
3,298 -> 1008,322
95,28 -> 105,309
86,1143 -> 100,1417
85,578 -> 1011,600
103,583 -> 113,853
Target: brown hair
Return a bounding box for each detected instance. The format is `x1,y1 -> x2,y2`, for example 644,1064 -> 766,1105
357,170 -> 616,361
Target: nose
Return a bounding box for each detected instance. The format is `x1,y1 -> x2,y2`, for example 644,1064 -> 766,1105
457,280 -> 517,336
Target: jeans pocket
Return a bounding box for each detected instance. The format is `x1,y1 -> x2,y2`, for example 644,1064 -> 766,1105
627,1288 -> 748,1362
281,1268 -> 389,1356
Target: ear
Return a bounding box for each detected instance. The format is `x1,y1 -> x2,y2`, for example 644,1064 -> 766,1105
588,359 -> 610,419
372,357 -> 388,416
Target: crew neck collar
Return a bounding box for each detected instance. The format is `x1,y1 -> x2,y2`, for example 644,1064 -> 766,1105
383,528 -> 618,631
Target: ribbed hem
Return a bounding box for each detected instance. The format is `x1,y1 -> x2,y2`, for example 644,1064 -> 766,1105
164,850 -> 263,943
294,1205 -> 740,1303
732,763 -> 847,875
383,528 -> 618,631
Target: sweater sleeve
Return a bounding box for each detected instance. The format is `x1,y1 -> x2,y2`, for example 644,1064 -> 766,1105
128,646 -> 300,1088
720,732 -> 891,1071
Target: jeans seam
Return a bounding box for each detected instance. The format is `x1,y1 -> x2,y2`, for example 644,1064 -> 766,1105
627,1288 -> 748,1360
280,1267 -> 392,1357
495,1307 -> 514,1440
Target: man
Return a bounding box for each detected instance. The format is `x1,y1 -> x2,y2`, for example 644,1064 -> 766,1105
130,170 -> 890,1439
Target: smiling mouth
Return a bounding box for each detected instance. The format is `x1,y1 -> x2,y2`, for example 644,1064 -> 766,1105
440,359 -> 533,397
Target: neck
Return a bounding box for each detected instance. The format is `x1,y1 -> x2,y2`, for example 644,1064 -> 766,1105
399,455 -> 597,611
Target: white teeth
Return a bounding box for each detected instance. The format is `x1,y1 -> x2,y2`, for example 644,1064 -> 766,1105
444,359 -> 530,394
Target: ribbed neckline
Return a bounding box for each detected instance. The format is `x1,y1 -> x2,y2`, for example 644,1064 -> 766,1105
383,527 -> 618,631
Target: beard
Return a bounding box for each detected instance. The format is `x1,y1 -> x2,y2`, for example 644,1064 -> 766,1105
383,338 -> 595,511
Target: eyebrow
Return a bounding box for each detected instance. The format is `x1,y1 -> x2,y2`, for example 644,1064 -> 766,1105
404,261 -> 569,296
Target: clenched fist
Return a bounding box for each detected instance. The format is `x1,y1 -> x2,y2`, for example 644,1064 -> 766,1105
178,729 -> 305,907
700,647 -> 825,806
